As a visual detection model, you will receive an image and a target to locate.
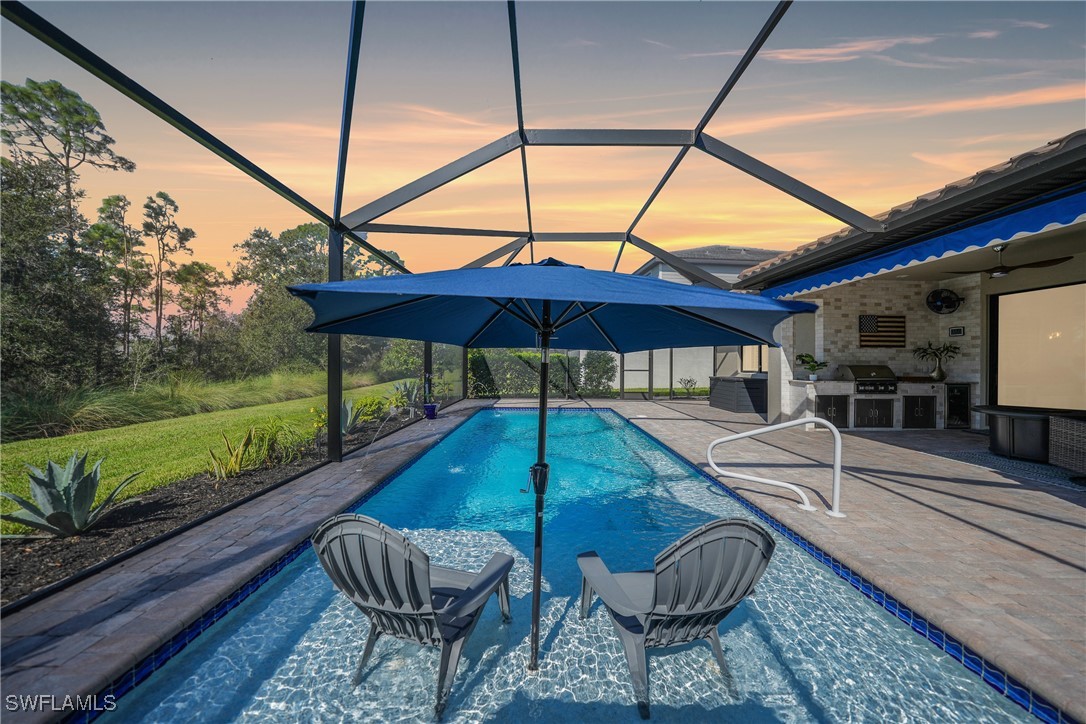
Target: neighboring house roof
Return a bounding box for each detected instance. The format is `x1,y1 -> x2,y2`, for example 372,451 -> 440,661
634,245 -> 781,276
735,130 -> 1086,289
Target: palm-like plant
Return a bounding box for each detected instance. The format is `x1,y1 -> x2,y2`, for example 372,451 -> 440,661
912,342 -> 961,362
1,452 -> 141,536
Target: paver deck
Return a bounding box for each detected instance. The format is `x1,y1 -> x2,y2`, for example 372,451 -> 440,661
0,400 -> 493,723
498,399 -> 1086,720
3,398 -> 1084,722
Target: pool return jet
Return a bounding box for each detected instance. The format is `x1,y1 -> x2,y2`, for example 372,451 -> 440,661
289,258 -> 816,670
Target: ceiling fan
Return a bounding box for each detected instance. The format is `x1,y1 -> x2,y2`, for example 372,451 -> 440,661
952,244 -> 1074,278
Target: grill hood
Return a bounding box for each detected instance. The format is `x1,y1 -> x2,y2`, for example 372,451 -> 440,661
839,364 -> 896,381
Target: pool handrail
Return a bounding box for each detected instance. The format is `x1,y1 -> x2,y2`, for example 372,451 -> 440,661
706,417 -> 846,518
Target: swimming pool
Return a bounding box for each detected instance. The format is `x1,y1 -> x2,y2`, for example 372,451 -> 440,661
108,409 -> 1030,722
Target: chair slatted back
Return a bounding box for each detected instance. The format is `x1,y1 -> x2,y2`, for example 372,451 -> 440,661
646,518 -> 775,647
312,514 -> 441,645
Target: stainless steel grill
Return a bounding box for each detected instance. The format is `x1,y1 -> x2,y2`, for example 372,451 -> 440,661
839,364 -> 898,395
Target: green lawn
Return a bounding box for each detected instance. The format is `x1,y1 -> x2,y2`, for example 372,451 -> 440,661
2,369 -> 380,441
0,380 -> 400,533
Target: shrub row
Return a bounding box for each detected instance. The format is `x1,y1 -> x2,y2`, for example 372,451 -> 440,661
1,369 -> 375,442
468,349 -> 617,398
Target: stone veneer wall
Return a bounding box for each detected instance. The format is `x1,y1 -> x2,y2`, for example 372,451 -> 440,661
802,275 -> 981,381
775,275 -> 984,427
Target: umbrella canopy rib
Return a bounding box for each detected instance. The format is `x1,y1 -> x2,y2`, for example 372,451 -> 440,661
515,299 -> 544,329
554,302 -> 608,331
309,294 -> 438,333
485,298 -> 539,331
466,305 -> 513,347
665,305 -> 774,345
552,301 -> 582,327
578,303 -> 620,352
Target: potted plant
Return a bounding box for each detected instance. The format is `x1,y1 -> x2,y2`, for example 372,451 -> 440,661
913,341 -> 961,382
422,374 -> 439,419
796,353 -> 829,381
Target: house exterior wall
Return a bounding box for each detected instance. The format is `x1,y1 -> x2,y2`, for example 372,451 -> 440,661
803,276 -> 982,381
771,275 -> 984,426
619,256 -> 760,395
767,244 -> 1086,428
648,261 -> 750,286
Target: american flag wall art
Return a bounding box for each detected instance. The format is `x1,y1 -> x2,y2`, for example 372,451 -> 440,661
858,315 -> 906,347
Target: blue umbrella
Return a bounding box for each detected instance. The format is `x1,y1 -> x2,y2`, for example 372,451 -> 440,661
290,259 -> 814,669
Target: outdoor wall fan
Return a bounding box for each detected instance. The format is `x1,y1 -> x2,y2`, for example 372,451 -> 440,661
925,289 -> 963,314
952,244 -> 1074,278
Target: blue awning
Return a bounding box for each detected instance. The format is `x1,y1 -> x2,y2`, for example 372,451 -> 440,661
762,189 -> 1086,299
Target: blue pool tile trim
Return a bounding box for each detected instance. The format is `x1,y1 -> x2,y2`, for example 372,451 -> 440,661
74,406 -> 1075,724
607,407 -> 1074,724
69,407 -> 486,724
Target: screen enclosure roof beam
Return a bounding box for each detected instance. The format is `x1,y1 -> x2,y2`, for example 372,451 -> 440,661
342,132 -> 523,228
626,0 -> 793,243
0,1 -> 324,223
627,146 -> 691,236
358,223 -> 529,238
524,129 -> 694,146
462,238 -> 530,268
330,2 -> 408,275
332,1 -> 364,226
506,2 -> 535,238
693,0 -> 792,136
627,235 -> 731,289
532,232 -> 628,242
695,134 -> 883,234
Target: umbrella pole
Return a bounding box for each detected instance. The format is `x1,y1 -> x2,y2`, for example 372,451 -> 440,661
528,301 -> 551,671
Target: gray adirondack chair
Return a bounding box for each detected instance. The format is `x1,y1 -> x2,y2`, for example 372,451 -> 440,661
577,518 -> 776,719
312,514 -> 514,719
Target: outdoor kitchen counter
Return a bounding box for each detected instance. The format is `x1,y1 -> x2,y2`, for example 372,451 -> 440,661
789,380 -> 952,429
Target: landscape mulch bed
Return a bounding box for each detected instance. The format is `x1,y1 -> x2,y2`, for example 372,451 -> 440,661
0,416 -> 412,608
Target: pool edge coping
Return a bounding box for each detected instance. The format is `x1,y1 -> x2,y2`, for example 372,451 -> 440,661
77,405 -> 1075,724
601,408 -> 1075,724
63,401 -> 491,724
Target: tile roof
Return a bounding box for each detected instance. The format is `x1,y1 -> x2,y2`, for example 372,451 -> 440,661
670,244 -> 783,263
634,244 -> 782,275
737,130 -> 1086,282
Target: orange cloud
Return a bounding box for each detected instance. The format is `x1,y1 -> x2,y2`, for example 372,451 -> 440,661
760,36 -> 937,63
683,35 -> 936,62
713,82 -> 1084,137
911,151 -> 1012,175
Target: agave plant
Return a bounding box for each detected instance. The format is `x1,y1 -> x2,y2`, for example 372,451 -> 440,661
341,399 -> 366,435
0,452 -> 141,537
391,380 -> 421,409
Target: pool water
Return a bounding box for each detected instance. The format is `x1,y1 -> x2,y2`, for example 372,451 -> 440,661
110,410 -> 1028,722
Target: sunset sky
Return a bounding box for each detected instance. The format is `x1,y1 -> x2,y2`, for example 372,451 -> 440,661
3,1 -> 1084,303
